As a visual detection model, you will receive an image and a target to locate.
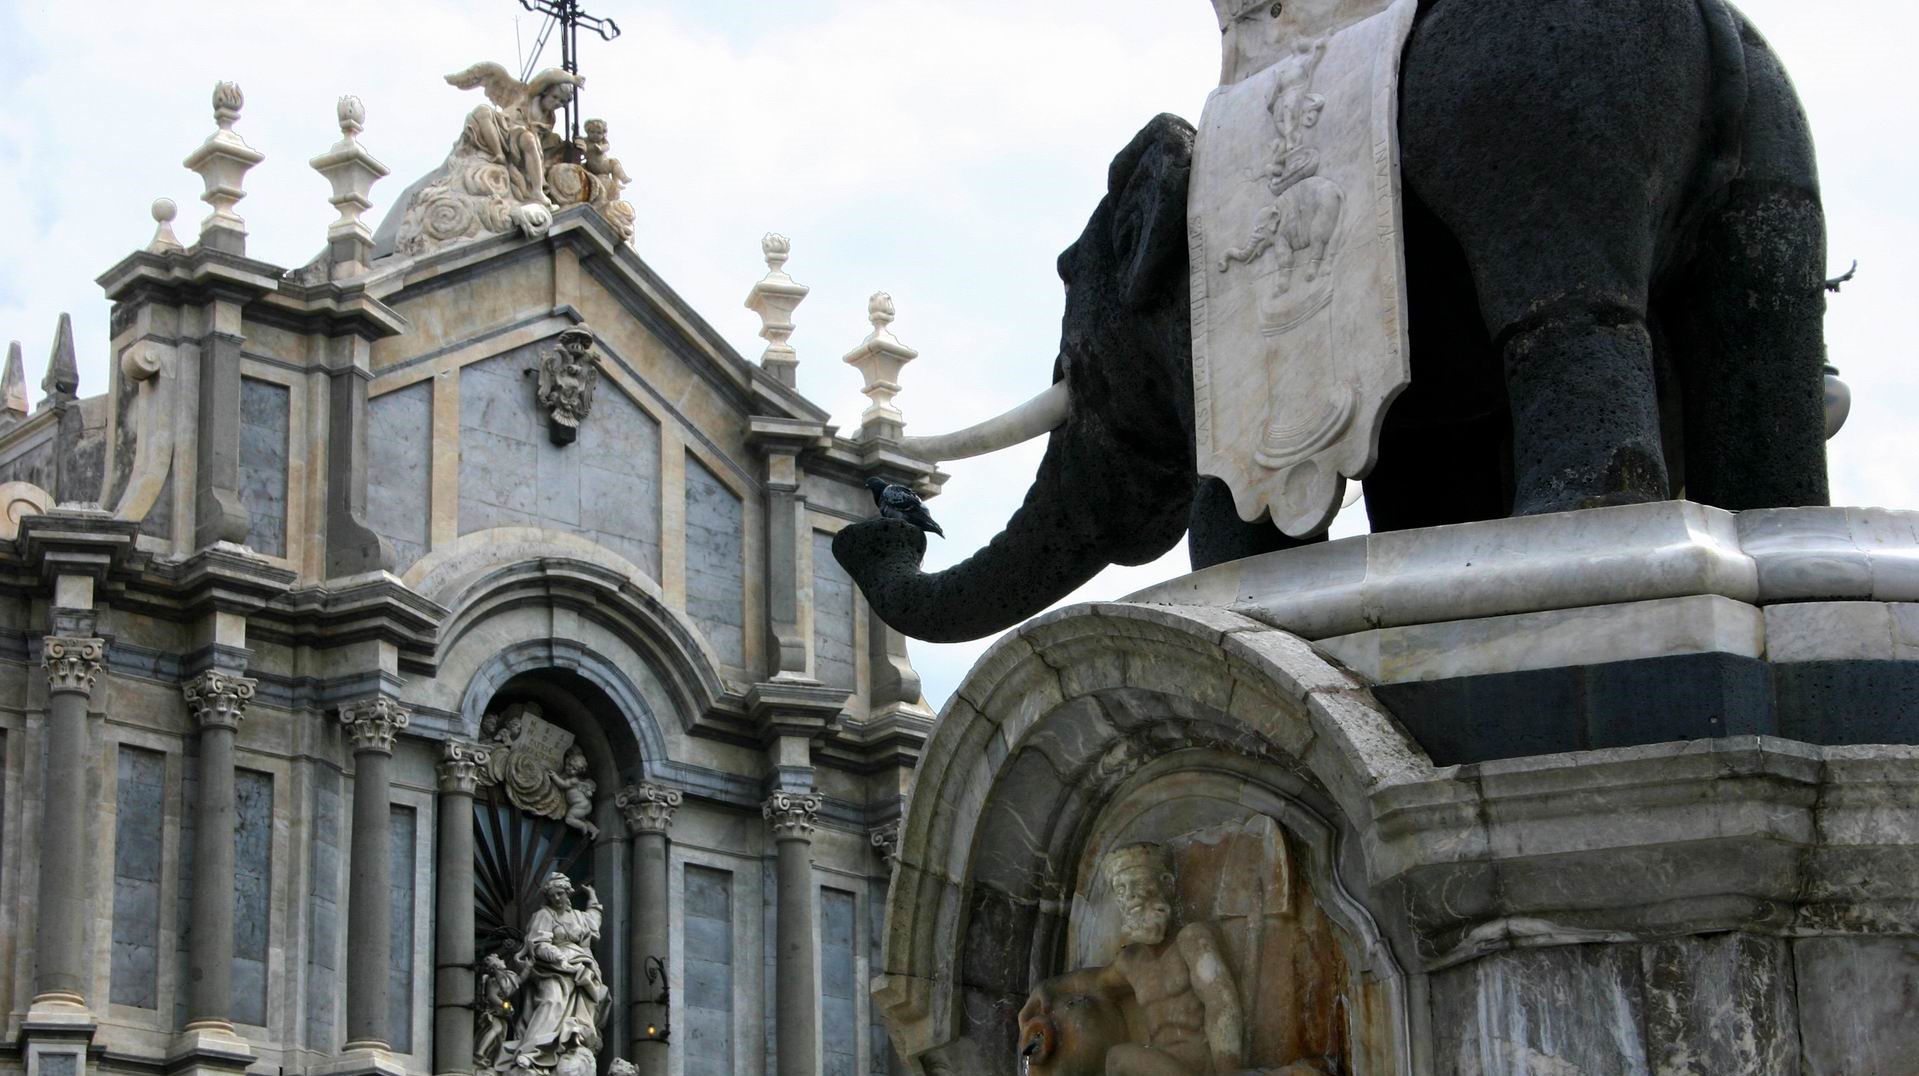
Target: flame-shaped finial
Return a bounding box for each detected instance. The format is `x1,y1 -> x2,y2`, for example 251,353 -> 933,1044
761,232 -> 791,270
212,81 -> 244,129
868,292 -> 896,328
336,95 -> 365,138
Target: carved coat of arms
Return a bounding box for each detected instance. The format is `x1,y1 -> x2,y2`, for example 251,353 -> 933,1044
1190,0 -> 1419,536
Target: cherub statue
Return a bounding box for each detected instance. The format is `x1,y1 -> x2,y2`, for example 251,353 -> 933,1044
445,63 -> 586,206
474,951 -> 523,1071
575,118 -> 633,194
551,747 -> 599,839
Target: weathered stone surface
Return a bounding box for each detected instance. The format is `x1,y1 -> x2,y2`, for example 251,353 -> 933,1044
1793,936 -> 1919,1075
238,377 -> 290,557
683,455 -> 743,667
811,530 -> 856,690
368,378 -> 432,570
110,745 -> 167,1009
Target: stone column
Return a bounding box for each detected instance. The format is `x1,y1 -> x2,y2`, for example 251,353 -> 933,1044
764,792 -> 823,1076
180,670 -> 257,1032
33,635 -> 103,1009
617,782 -> 681,1073
433,741 -> 488,1076
339,696 -> 410,1052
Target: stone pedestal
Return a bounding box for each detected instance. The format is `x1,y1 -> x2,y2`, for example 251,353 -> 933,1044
876,503 -> 1919,1074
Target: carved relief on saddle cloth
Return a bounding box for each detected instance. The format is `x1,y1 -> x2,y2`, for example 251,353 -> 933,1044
1020,814 -> 1352,1075
1191,0 -> 1419,537
479,703 -> 600,839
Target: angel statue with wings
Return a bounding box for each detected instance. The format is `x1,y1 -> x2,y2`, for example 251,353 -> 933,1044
446,63 -> 585,207
392,62 -> 585,255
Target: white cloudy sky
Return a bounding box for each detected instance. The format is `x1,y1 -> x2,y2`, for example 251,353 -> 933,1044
1,1 -> 1913,710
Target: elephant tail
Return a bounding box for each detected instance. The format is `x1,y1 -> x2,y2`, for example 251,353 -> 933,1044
1695,0 -> 1751,199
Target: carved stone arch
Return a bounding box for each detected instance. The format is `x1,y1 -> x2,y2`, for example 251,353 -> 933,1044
457,636 -> 671,781
877,602 -> 1437,1074
413,529 -> 729,733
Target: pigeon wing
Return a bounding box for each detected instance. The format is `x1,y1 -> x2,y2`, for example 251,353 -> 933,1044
446,62 -> 527,111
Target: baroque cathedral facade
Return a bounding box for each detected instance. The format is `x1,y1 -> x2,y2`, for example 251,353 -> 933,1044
0,74 -> 932,1076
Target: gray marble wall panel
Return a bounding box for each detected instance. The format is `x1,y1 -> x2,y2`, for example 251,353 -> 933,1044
368,380 -> 433,570
459,349 -> 663,580
682,865 -> 734,1076
38,1055 -> 74,1076
305,770 -> 343,1049
867,877 -> 902,1075
819,888 -> 857,1076
238,378 -> 290,558
1794,936 -> 1919,1073
684,458 -> 743,668
811,532 -> 855,691
1431,935 -> 1801,1074
232,769 -> 273,1026
111,746 -> 167,1008
389,806 -> 418,1054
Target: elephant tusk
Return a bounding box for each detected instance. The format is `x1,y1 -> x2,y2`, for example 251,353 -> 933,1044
899,380 -> 1071,462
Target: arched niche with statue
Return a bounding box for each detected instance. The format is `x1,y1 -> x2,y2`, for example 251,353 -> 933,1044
875,604 -> 1425,1075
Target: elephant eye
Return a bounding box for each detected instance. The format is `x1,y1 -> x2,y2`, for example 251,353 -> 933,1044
1270,1 -> 1284,15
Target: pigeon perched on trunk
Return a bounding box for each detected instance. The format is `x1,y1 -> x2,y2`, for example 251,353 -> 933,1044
866,477 -> 943,537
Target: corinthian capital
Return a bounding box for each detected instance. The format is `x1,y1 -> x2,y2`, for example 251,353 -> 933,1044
616,782 -> 682,835
437,739 -> 492,794
338,695 -> 410,755
181,669 -> 257,731
42,636 -> 104,696
762,791 -> 823,841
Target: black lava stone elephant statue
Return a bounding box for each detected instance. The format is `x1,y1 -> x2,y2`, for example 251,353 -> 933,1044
834,0 -> 1832,644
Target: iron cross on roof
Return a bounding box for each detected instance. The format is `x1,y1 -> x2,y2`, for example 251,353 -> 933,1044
517,0 -> 622,146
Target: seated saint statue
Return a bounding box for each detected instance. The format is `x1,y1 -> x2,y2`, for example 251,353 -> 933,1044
1018,842 -> 1328,1076
504,873 -> 609,1076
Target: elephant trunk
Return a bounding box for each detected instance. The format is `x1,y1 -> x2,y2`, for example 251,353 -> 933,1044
833,402 -> 1194,644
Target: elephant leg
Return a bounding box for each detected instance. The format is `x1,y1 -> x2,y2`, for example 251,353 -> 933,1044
1665,183 -> 1828,509
1664,19 -> 1830,510
1399,0 -> 1708,515
1188,475 -> 1322,571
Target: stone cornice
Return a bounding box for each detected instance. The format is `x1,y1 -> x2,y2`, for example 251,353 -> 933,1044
181,669 -> 256,731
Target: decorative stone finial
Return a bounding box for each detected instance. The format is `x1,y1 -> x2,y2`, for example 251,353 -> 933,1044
40,313 -> 78,409
182,80 -> 265,255
744,232 -> 810,388
336,94 -> 366,136
842,291 -> 919,440
309,93 -> 389,275
147,198 -> 183,254
1,342 -> 26,423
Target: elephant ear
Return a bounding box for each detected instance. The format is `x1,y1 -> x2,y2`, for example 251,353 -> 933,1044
1108,113 -> 1196,309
